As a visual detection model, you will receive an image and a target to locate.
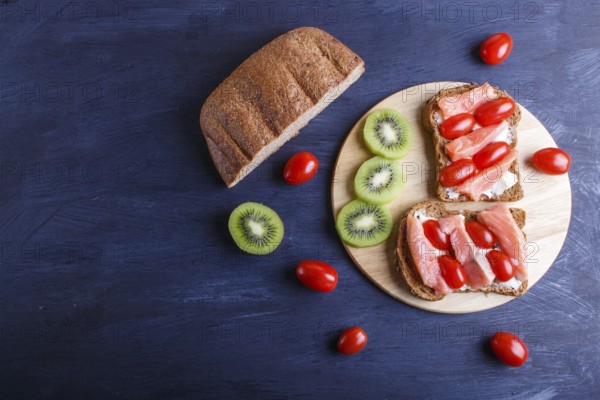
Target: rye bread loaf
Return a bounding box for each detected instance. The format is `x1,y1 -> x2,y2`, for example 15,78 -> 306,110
421,83 -> 524,202
395,200 -> 528,301
200,27 -> 365,188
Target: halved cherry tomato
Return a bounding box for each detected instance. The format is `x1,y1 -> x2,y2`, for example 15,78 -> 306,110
491,332 -> 528,367
532,148 -> 571,175
480,32 -> 513,65
472,142 -> 511,170
283,152 -> 319,184
422,220 -> 451,250
474,98 -> 516,126
465,221 -> 496,249
296,260 -> 338,292
438,255 -> 467,289
439,113 -> 476,140
338,327 -> 368,355
486,250 -> 515,282
439,159 -> 477,187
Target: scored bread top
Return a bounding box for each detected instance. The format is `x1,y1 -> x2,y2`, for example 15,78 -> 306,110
200,27 -> 365,187
395,200 -> 528,301
421,83 -> 524,202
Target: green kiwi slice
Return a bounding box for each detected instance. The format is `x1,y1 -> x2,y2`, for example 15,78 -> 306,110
228,202 -> 284,255
363,109 -> 413,159
354,156 -> 403,205
335,200 -> 392,248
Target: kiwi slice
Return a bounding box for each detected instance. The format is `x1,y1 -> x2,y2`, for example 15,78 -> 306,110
354,156 -> 403,205
335,200 -> 392,248
363,109 -> 413,159
228,202 -> 284,255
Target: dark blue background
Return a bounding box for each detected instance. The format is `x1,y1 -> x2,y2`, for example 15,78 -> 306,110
1,1 -> 598,399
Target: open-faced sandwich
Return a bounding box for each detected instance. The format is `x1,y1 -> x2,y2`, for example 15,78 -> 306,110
422,82 -> 524,202
395,200 -> 528,301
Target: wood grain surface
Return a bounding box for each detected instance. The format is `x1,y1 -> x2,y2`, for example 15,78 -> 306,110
1,1 -> 599,399
332,82 -> 572,313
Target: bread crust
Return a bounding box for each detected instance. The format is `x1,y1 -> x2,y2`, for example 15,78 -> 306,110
200,27 -> 365,187
421,82 -> 524,202
395,200 -> 528,301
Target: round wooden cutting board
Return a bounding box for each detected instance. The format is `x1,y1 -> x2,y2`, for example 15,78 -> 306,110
331,82 -> 572,314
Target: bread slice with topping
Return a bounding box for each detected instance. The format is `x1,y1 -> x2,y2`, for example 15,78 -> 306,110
421,82 -> 524,202
395,200 -> 528,301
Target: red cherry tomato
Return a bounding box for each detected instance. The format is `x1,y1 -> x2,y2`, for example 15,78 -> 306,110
283,152 -> 319,185
296,260 -> 338,292
338,327 -> 368,355
439,113 -> 476,140
439,159 -> 477,187
532,148 -> 571,175
474,98 -> 516,126
491,332 -> 528,367
472,142 -> 511,170
486,250 -> 516,282
438,255 -> 467,289
480,32 -> 513,65
465,221 -> 496,249
422,220 -> 451,250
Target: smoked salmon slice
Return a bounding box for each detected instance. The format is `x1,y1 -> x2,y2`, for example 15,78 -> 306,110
445,121 -> 509,162
477,204 -> 528,280
463,259 -> 495,290
453,149 -> 518,201
438,215 -> 495,289
407,215 -> 452,295
438,83 -> 497,119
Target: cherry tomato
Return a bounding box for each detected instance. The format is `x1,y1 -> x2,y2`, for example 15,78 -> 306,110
491,332 -> 528,367
438,255 -> 467,289
480,32 -> 513,65
474,98 -> 516,126
465,221 -> 496,249
296,260 -> 338,292
283,152 -> 319,184
472,142 -> 511,170
422,220 -> 451,250
338,327 -> 368,355
532,148 -> 571,175
439,159 -> 477,187
486,250 -> 515,282
439,113 -> 476,140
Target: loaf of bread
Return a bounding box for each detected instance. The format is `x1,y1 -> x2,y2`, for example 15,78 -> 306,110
200,27 -> 365,187
421,83 -> 524,202
395,200 -> 528,301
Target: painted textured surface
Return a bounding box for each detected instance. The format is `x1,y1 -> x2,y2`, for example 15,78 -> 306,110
0,0 -> 599,399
